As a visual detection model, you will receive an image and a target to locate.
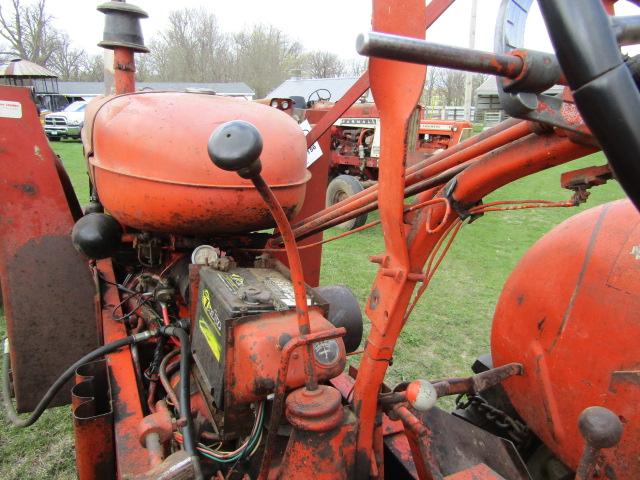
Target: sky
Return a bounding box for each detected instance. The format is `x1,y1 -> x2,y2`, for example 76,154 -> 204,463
2,0 -> 639,63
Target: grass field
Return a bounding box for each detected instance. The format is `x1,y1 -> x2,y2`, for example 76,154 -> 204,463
0,138 -> 624,479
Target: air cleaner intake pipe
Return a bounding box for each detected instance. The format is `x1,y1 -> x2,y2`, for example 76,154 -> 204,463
97,1 -> 149,94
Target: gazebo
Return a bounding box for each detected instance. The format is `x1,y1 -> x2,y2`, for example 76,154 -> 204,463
0,58 -> 67,112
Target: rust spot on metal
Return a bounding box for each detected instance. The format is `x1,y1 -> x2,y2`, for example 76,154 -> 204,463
12,182 -> 37,195
369,288 -> 380,310
609,370 -> 640,393
253,377 -> 276,396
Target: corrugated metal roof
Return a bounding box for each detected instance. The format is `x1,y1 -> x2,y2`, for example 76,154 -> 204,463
0,58 -> 56,77
475,76 -> 564,96
58,81 -> 255,96
267,76 -> 372,102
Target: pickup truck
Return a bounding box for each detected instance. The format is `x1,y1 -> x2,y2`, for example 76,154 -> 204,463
44,101 -> 87,141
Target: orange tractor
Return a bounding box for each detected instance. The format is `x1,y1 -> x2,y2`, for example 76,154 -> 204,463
321,102 -> 472,229
1,0 -> 640,479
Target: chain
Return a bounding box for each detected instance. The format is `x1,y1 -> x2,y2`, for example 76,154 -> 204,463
456,394 -> 530,448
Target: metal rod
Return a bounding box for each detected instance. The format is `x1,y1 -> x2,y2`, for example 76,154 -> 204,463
252,175 -> 318,391
357,31 -> 524,78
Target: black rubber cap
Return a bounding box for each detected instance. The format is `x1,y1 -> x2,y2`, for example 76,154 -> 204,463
71,213 -> 122,260
207,120 -> 263,177
315,285 -> 364,353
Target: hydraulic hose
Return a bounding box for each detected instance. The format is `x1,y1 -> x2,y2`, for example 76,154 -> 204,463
161,325 -> 203,480
1,331 -> 155,428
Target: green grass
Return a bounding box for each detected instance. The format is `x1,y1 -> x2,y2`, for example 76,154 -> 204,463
322,151 -> 622,383
0,139 -> 624,479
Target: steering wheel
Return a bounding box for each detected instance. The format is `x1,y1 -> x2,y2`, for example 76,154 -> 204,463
538,0 -> 640,209
306,88 -> 332,106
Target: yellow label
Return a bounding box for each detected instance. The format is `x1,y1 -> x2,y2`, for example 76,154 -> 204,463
199,315 -> 222,361
201,289 -> 222,333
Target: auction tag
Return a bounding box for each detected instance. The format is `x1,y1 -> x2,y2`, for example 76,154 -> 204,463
299,119 -> 323,167
0,100 -> 22,119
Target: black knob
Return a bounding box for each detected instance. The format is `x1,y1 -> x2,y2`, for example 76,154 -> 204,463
72,213 -> 122,260
578,406 -> 623,450
208,120 -> 263,179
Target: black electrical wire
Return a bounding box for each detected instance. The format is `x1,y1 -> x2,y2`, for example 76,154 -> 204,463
1,331 -> 156,428
160,325 -> 204,480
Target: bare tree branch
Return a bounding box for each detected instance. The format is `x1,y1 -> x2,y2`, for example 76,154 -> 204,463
303,50 -> 345,78
0,0 -> 60,66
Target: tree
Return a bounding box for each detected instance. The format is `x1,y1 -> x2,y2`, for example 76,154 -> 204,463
147,8 -> 232,83
346,58 -> 367,77
436,69 -> 466,106
49,32 -> 86,80
303,50 -> 344,78
233,24 -> 303,98
0,0 -> 60,66
77,53 -> 103,82
421,67 -> 440,106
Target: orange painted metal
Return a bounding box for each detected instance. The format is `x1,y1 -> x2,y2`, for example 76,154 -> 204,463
84,92 -> 309,235
257,327 -> 347,480
278,386 -> 356,480
72,359 -> 116,480
491,199 -> 640,477
228,309 -> 346,404
444,464 -> 506,480
94,259 -> 150,478
351,0 -> 428,474
417,118 -> 473,154
424,0 -> 456,30
452,133 -> 596,204
251,175 -> 319,389
0,85 -> 98,412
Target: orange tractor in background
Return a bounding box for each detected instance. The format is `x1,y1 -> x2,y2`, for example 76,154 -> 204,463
1,0 -> 640,479
315,100 -> 472,229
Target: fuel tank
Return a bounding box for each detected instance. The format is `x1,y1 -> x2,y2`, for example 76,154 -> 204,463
82,92 -> 310,235
491,199 -> 640,476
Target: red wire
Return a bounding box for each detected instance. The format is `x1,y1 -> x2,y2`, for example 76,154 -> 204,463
161,304 -> 181,347
402,197 -> 577,321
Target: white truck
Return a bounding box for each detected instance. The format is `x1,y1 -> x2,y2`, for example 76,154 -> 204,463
44,101 -> 87,141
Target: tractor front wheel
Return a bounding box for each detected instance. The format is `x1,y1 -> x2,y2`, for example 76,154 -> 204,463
326,175 -> 368,230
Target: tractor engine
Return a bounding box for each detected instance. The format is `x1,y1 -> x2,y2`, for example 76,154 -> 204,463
67,90 -> 363,477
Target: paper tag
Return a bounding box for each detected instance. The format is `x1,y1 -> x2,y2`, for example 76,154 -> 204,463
0,100 -> 22,119
299,119 -> 323,167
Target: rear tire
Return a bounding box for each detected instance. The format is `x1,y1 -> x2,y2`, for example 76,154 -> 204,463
326,175 -> 368,230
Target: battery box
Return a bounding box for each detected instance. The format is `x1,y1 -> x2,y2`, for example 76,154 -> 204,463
192,266 -> 314,408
